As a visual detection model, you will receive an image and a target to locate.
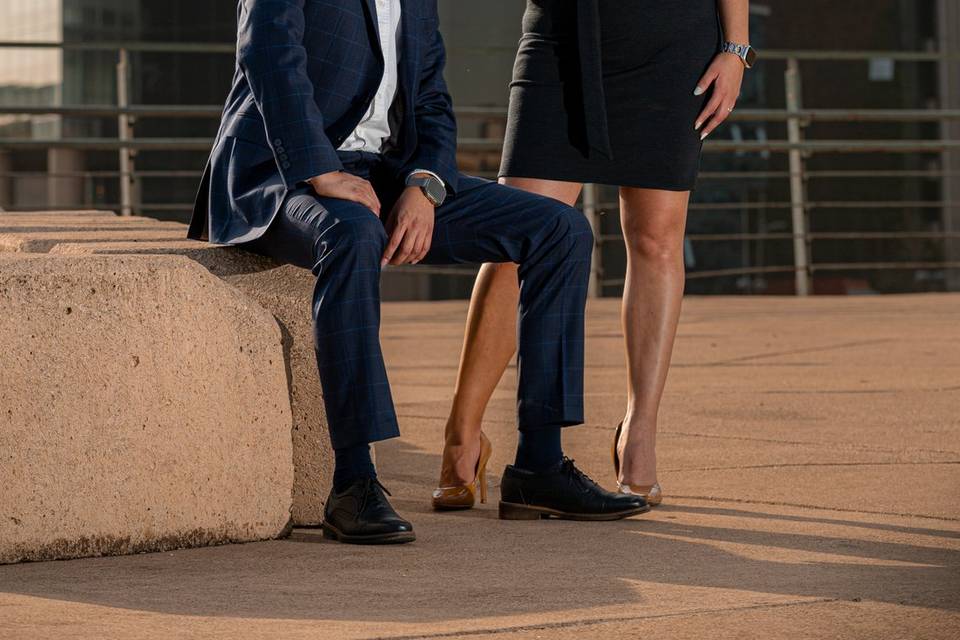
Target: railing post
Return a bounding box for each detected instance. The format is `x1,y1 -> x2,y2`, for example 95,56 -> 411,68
116,48 -> 135,216
582,182 -> 602,298
785,57 -> 811,296
939,0 -> 960,292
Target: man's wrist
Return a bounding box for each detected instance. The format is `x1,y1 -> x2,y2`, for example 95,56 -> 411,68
405,170 -> 447,206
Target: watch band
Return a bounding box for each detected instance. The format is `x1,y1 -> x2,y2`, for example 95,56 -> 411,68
721,41 -> 757,69
405,171 -> 447,207
409,169 -> 445,191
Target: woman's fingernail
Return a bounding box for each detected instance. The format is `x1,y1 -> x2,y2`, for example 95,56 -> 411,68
695,121 -> 702,131
693,86 -> 705,96
700,131 -> 709,141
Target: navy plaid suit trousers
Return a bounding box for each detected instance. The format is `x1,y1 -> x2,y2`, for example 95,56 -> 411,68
243,152 -> 593,450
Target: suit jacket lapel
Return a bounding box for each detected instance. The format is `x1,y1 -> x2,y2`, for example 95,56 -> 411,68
360,0 -> 383,60
398,0 -> 420,102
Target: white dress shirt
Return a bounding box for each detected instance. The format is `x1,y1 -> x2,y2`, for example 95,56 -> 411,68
338,0 -> 402,154
338,0 -> 444,189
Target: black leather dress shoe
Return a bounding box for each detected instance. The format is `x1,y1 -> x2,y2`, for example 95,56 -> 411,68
321,477 -> 416,544
499,458 -> 649,521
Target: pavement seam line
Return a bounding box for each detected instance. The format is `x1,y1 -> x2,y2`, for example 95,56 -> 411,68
671,494 -> 960,522
668,460 -> 960,472
702,339 -> 890,367
655,429 -> 960,457
363,598 -> 840,640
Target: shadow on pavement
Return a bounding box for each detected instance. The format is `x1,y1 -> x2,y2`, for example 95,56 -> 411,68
1,440 -> 958,623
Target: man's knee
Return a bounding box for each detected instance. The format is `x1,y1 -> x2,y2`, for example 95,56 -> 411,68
336,210 -> 388,255
552,203 -> 595,258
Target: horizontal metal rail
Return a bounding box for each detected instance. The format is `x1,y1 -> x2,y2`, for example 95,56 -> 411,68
461,107 -> 960,122
600,232 -> 960,243
455,139 -> 960,153
0,41 -> 237,53
3,137 -> 960,153
599,261 -> 960,285
0,170 -> 205,179
594,201 -> 960,211
2,41 -> 959,61
10,200 -> 958,242
0,105 -> 223,118
5,104 -> 960,123
8,168 -> 960,182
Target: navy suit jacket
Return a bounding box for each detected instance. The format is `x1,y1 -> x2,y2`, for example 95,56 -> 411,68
189,0 -> 460,244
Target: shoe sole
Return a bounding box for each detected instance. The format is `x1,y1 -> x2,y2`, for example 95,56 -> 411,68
498,501 -> 651,521
320,522 -> 416,545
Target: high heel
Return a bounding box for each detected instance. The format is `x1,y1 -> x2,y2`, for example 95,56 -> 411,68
612,422 -> 663,507
432,432 -> 493,510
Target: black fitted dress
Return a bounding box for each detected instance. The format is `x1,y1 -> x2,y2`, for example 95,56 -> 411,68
499,0 -> 721,191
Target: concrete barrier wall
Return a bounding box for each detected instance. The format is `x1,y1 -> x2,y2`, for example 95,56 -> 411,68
51,240 -> 334,525
0,254 -> 295,564
3,213 -> 336,526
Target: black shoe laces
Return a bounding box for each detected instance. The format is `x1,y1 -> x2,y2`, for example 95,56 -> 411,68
561,457 -> 601,492
359,477 -> 392,513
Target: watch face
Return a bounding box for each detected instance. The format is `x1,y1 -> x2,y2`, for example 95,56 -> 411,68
744,47 -> 758,68
425,180 -> 446,206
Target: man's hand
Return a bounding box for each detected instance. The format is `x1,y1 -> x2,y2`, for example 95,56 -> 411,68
307,171 -> 381,216
382,183 -> 435,266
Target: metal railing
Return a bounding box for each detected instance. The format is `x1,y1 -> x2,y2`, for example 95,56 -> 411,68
1,41 -> 959,296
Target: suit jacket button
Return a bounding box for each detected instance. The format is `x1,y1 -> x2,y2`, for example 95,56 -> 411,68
282,162 -> 292,169
274,138 -> 282,146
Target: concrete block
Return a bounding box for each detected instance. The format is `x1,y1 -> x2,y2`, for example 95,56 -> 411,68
0,230 -> 190,253
52,241 -> 334,526
0,220 -> 186,234
0,254 -> 294,564
0,209 -> 115,217
0,213 -> 185,234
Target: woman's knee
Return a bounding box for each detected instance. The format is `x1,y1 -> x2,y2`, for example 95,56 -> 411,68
620,191 -> 688,262
623,223 -> 684,263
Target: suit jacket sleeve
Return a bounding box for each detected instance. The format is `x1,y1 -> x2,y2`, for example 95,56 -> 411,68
402,4 -> 459,193
237,0 -> 342,188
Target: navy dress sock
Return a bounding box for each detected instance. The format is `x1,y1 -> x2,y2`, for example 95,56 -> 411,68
514,427 -> 563,472
333,443 -> 377,492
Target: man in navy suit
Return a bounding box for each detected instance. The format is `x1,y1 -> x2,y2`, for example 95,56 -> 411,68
190,0 -> 646,544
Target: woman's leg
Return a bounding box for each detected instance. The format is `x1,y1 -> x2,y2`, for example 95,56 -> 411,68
438,177 -> 582,486
616,187 -> 689,488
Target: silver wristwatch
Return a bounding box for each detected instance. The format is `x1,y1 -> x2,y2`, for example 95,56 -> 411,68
721,41 -> 757,69
405,172 -> 446,207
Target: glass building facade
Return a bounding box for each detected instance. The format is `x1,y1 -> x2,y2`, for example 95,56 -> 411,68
0,1 -> 957,296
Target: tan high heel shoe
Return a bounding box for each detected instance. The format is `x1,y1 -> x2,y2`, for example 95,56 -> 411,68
432,432 -> 493,510
612,422 -> 663,507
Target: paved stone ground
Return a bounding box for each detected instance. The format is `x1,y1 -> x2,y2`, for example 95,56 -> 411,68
2,295 -> 958,639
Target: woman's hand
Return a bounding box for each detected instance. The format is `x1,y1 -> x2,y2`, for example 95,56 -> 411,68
693,53 -> 745,140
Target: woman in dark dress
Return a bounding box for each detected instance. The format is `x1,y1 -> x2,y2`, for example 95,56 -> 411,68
433,0 -> 753,509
